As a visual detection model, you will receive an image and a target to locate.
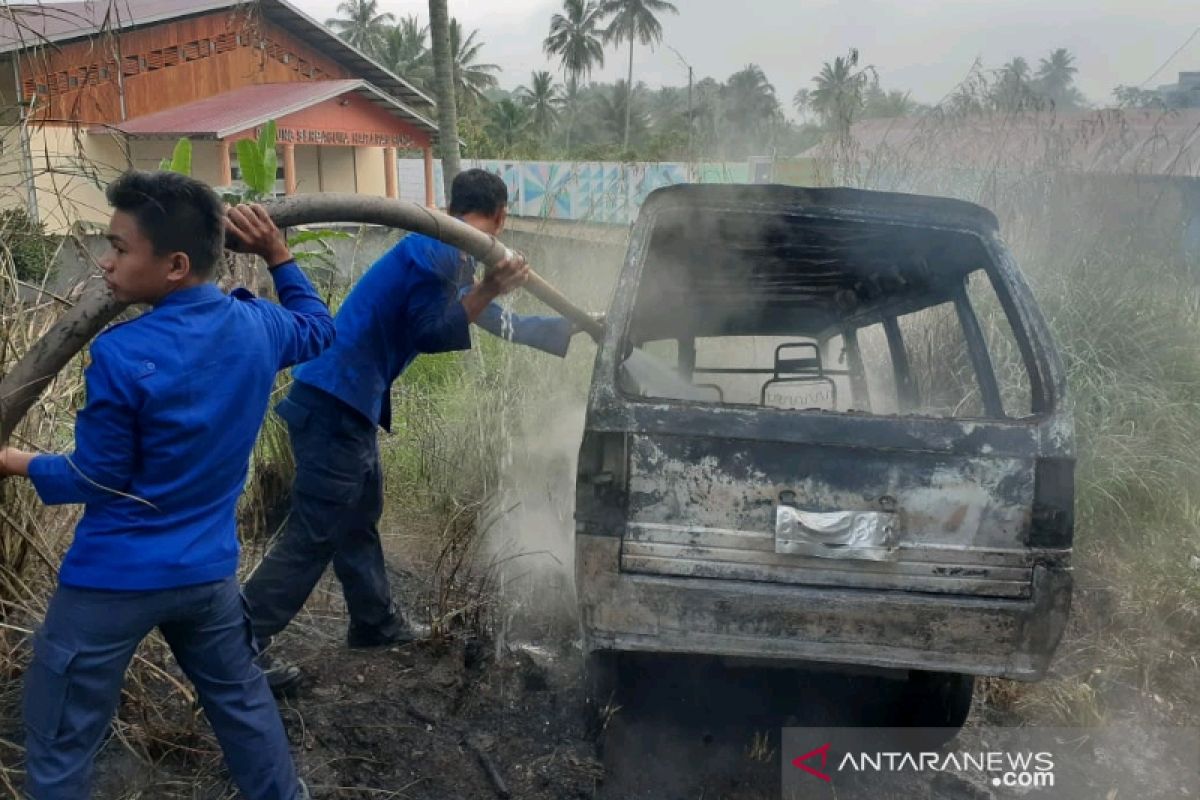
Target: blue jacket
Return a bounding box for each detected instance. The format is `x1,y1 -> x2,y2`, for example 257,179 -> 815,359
28,263 -> 335,591
294,233 -> 573,430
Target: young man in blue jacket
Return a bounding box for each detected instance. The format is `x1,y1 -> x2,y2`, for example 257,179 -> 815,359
243,169 -> 586,689
0,171 -> 334,799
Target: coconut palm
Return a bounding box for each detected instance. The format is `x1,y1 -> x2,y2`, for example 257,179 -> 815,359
1036,48 -> 1082,108
518,71 -> 565,140
449,18 -> 501,105
810,52 -> 870,135
544,0 -> 605,154
598,0 -> 678,149
544,0 -> 606,82
325,0 -> 394,55
486,99 -> 532,155
590,79 -> 649,147
429,0 -> 460,193
991,57 -> 1037,111
722,64 -> 779,154
862,81 -> 918,118
377,15 -> 431,87
792,88 -> 812,119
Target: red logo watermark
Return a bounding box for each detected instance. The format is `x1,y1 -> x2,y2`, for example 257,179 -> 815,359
791,742 -> 832,782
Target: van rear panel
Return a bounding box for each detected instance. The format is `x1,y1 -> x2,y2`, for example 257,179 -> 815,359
576,185 -> 1073,680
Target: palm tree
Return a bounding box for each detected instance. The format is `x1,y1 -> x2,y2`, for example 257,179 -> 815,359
862,81 -> 917,118
449,19 -> 501,105
325,0 -> 394,56
544,0 -> 606,153
722,65 -> 779,155
486,99 -> 532,155
1002,56 -> 1031,82
377,15 -> 431,87
591,80 -> 649,146
1036,48 -> 1080,108
429,0 -> 460,195
598,0 -> 678,150
810,52 -> 870,135
544,0 -> 606,81
792,88 -> 812,120
518,71 -> 564,141
991,57 -> 1036,111
560,77 -> 586,154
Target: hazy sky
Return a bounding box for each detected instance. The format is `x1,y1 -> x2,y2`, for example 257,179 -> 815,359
294,0 -> 1200,114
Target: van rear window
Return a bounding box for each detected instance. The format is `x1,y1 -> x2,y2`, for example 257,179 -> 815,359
618,210 -> 1036,419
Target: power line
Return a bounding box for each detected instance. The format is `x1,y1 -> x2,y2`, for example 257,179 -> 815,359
1139,25 -> 1200,88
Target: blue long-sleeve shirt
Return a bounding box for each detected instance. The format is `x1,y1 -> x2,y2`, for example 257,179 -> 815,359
295,233 -> 573,430
27,262 -> 335,590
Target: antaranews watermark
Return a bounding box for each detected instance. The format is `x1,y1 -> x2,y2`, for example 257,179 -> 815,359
782,726 -> 1198,799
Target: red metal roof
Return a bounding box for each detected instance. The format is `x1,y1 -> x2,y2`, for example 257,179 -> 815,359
0,0 -> 434,109
97,79 -> 437,138
0,0 -> 229,48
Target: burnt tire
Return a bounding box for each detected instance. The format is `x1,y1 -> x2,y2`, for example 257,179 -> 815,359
583,651 -> 623,737
584,651 -> 621,706
899,671 -> 974,744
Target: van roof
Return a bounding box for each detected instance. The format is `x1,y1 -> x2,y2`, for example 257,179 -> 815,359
640,184 -> 1000,234
628,185 -> 1002,341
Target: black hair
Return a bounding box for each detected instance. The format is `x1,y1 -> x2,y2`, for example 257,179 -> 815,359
105,170 -> 224,278
448,168 -> 508,217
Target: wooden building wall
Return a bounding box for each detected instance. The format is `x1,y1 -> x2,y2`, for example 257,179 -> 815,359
16,10 -> 354,124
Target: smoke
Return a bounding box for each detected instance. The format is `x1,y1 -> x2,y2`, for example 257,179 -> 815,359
476,223 -> 625,645
483,394 -> 586,643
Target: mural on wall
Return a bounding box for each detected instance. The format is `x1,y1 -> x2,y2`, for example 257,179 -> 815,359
398,158 -> 756,223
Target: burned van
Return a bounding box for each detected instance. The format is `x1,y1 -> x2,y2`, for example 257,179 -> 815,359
575,185 -> 1073,727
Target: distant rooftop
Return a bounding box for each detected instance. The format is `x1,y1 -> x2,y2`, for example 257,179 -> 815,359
797,109 -> 1200,178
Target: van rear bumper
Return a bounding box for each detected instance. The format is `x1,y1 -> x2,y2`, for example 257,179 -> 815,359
577,534 -> 1071,681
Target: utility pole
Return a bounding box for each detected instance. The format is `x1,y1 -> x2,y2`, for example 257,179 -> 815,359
668,45 -> 694,163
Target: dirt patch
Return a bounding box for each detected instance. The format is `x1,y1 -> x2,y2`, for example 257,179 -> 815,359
278,631 -> 603,800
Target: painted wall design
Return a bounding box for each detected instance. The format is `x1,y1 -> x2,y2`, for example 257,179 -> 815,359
397,158 -> 756,223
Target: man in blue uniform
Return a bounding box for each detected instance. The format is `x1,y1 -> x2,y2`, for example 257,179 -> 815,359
243,169 -> 585,689
0,171 -> 334,799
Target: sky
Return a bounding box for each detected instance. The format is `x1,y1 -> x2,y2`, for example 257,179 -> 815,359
293,0 -> 1200,115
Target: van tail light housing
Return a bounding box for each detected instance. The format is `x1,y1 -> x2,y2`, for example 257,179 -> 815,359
1029,457 -> 1074,548
575,432 -> 628,536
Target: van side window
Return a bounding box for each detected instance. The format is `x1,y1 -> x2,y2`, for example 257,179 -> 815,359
853,323 -> 899,414
965,272 -> 1034,417
895,300 -> 986,418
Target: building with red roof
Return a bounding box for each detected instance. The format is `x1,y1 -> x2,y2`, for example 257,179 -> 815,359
0,0 -> 441,231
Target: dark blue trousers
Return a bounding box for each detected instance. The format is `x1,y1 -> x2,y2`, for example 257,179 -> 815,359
244,382 -> 393,644
22,576 -> 301,800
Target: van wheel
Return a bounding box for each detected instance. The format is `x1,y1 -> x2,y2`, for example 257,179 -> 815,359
583,651 -> 622,736
900,671 -> 974,741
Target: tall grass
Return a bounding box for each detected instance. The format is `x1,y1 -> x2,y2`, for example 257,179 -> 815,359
0,225 -> 84,797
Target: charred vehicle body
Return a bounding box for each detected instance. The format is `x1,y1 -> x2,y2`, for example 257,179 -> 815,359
575,185 -> 1073,727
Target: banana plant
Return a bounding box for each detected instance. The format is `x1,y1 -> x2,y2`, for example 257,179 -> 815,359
234,120 -> 279,201
158,138 -> 192,175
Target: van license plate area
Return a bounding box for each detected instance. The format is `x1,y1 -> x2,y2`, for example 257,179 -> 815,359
775,506 -> 897,561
